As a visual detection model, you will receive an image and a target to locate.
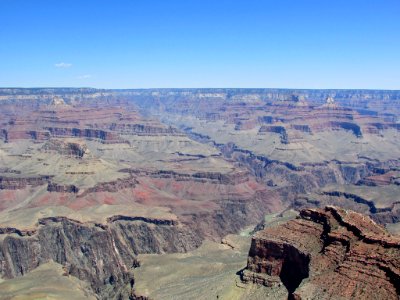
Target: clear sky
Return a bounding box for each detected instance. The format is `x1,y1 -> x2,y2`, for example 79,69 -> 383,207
0,0 -> 399,89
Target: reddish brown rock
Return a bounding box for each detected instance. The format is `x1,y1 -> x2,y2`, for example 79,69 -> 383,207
242,206 -> 400,299
0,99 -> 182,143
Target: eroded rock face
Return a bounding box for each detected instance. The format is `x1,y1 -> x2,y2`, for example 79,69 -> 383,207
242,206 -> 400,299
131,89 -> 400,142
0,175 -> 52,190
41,139 -> 90,158
0,216 -> 201,299
128,88 -> 400,228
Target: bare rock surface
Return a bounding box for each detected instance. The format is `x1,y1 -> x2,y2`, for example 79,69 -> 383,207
242,206 -> 400,299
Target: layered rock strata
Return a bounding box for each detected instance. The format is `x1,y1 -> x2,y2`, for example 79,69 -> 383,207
0,216 -> 201,299
241,206 -> 400,299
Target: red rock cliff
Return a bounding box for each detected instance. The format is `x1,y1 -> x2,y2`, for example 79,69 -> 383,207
242,206 -> 400,299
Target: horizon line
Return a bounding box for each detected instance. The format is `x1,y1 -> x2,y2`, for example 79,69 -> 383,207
1,87 -> 400,92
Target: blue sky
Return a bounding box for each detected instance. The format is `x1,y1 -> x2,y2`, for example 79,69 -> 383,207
0,0 -> 399,89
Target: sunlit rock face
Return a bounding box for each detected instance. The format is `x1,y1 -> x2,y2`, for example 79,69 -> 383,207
242,206 -> 400,299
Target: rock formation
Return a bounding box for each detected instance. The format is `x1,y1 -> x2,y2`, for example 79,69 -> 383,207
0,215 -> 200,299
241,206 -> 400,299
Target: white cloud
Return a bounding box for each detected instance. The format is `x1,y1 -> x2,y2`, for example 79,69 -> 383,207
54,62 -> 72,68
77,74 -> 92,79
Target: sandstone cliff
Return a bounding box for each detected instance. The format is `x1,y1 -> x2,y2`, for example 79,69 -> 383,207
241,206 -> 400,299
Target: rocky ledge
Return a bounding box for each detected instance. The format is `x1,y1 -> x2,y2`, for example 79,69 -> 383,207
241,206 -> 400,299
0,215 -> 201,299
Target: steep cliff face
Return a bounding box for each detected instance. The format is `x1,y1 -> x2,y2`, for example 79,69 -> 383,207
218,141 -> 378,198
47,182 -> 80,193
120,168 -> 249,185
0,175 -> 53,190
180,125 -> 400,229
244,238 -> 311,293
242,206 -> 400,299
44,127 -> 120,142
185,127 -> 383,187
0,216 -> 201,299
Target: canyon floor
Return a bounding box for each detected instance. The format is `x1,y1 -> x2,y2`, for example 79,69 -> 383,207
134,212 -> 298,300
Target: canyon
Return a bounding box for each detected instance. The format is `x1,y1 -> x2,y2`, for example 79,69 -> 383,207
0,88 -> 399,299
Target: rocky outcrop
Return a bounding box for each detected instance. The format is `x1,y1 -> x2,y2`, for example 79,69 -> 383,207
0,215 -> 201,299
120,168 -> 249,185
0,218 -> 137,299
290,124 -> 311,133
320,191 -> 392,214
241,206 -> 400,299
47,182 -> 80,193
1,129 -> 50,142
329,121 -> 363,137
111,123 -> 182,136
128,88 -> 400,144
258,125 -> 289,143
290,189 -> 400,228
185,128 -> 382,192
44,127 -> 120,141
41,139 -> 90,158
191,171 -> 249,184
234,119 -> 258,130
77,176 -> 139,197
357,170 -> 398,186
0,175 -> 52,190
0,94 -> 184,145
224,144 -> 375,193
